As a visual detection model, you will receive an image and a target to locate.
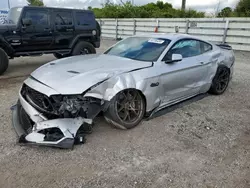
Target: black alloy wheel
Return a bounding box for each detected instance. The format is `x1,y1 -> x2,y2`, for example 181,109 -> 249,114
209,66 -> 230,95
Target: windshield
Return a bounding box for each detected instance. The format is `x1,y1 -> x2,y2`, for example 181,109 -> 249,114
6,7 -> 23,24
105,37 -> 171,62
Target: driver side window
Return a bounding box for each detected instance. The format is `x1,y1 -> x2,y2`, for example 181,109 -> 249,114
24,10 -> 49,25
164,39 -> 202,61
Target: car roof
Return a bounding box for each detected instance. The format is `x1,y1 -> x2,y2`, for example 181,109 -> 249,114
133,33 -> 205,42
11,6 -> 93,13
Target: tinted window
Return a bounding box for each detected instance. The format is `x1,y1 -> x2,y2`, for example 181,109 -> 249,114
55,12 -> 73,25
24,10 -> 48,25
76,12 -> 95,26
165,39 -> 202,60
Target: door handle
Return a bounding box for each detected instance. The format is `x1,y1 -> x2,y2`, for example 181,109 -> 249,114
44,28 -> 51,31
66,28 -> 73,31
200,62 -> 204,65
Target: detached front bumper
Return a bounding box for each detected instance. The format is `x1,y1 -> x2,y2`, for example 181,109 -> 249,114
11,93 -> 92,149
230,61 -> 235,80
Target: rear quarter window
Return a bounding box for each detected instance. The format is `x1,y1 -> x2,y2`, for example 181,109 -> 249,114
202,42 -> 213,53
76,12 -> 95,26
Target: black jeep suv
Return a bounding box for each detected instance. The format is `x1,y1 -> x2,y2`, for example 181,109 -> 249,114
0,6 -> 101,75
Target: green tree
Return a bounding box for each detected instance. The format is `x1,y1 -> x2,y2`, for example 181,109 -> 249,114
218,7 -> 233,17
27,0 -> 44,6
92,1 -> 205,18
235,0 -> 250,17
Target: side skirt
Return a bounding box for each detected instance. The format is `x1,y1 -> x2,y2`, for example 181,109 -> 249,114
145,93 -> 209,120
14,49 -> 71,57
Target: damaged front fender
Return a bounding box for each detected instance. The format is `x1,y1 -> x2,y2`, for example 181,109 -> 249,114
84,71 -> 162,112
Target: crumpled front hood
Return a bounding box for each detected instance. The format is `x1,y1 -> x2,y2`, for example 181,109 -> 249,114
31,54 -> 152,94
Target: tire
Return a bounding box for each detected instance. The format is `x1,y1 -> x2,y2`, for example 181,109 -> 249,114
72,41 -> 96,56
0,48 -> 9,75
209,66 -> 230,95
53,53 -> 64,59
104,89 -> 146,129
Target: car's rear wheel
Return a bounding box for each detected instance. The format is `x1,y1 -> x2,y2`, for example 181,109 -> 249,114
209,66 -> 230,95
0,48 -> 9,75
104,89 -> 146,129
72,41 -> 96,56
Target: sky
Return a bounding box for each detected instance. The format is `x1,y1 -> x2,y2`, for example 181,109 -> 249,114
0,0 -> 239,14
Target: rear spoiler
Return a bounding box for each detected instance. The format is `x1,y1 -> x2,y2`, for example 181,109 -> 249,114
216,43 -> 232,50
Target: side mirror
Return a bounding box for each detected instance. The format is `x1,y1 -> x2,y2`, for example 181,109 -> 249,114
165,54 -> 183,63
172,54 -> 182,62
22,18 -> 32,26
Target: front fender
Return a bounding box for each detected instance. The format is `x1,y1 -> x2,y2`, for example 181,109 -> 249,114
0,36 -> 14,55
69,34 -> 98,49
84,72 -> 162,112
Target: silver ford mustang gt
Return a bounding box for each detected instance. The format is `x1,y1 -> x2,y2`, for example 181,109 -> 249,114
12,33 -> 235,148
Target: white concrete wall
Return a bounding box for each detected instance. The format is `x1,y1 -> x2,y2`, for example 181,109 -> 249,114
97,18 -> 250,51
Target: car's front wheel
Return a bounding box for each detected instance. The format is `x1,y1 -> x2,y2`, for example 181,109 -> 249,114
104,89 -> 146,129
209,66 -> 230,95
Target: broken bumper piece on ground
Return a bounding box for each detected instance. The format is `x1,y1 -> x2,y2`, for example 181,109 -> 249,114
11,99 -> 93,149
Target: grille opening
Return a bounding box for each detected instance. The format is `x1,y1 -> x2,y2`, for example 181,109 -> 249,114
21,84 -> 54,113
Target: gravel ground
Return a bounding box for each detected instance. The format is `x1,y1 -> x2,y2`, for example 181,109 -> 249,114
0,40 -> 249,188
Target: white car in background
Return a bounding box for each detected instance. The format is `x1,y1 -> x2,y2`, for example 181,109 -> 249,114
12,33 -> 235,149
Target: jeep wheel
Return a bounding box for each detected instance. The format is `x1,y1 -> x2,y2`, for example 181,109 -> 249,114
53,53 -> 65,59
0,48 -> 9,75
72,41 -> 96,56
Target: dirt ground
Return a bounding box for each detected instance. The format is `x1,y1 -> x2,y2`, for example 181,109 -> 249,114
0,39 -> 249,188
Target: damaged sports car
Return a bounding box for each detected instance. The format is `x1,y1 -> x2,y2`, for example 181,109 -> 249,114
11,33 -> 235,148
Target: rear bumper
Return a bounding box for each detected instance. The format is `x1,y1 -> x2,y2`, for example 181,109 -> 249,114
94,41 -> 100,48
11,93 -> 92,149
